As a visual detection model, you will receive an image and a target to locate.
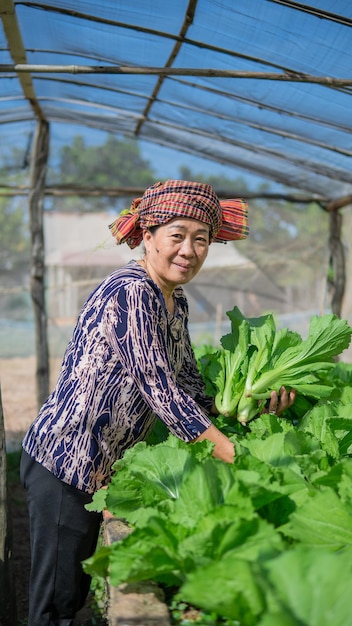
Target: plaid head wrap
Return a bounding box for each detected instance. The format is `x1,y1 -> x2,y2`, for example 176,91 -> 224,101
109,179 -> 249,249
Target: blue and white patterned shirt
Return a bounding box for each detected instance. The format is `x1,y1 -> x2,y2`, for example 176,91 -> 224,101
23,260 -> 214,493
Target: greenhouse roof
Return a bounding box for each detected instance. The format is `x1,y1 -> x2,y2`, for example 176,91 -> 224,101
1,0 -> 352,200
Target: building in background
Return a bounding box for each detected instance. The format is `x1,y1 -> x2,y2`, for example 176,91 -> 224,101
44,212 -> 306,349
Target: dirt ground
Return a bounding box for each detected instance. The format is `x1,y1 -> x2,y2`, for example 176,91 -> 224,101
1,356 -> 104,625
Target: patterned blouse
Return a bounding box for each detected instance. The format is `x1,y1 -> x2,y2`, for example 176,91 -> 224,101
23,260 -> 214,494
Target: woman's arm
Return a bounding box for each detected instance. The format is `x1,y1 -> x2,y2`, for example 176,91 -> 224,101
105,283 -> 214,441
194,423 -> 235,464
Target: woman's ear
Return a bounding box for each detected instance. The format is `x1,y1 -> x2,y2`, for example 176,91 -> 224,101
143,228 -> 152,245
142,229 -> 153,256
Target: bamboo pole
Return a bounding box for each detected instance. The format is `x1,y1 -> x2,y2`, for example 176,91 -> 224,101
1,64 -> 352,86
135,0 -> 198,135
28,120 -> 50,408
0,184 -> 329,203
0,0 -> 45,120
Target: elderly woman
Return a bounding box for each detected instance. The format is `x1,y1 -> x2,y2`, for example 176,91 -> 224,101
20,179 -> 295,624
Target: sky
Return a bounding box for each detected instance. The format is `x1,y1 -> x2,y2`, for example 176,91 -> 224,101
2,119 -> 271,191
138,139 -> 262,186
47,122 -> 269,189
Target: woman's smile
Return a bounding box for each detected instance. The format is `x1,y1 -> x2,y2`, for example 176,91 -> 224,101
173,261 -> 193,272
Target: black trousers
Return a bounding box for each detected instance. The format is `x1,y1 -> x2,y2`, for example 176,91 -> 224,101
20,451 -> 102,626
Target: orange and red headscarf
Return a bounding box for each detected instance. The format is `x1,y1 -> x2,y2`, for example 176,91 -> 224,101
109,179 -> 249,249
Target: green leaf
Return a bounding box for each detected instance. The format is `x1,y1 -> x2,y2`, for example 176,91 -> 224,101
263,546 -> 352,626
214,319 -> 250,416
326,414 -> 352,456
280,487 -> 352,548
177,505 -> 252,562
236,465 -> 304,508
83,543 -> 114,578
180,554 -> 266,625
249,313 -> 352,398
244,313 -> 277,392
240,432 -> 303,475
299,401 -> 352,459
106,517 -> 186,587
105,437 -> 211,523
171,460 -> 232,527
85,485 -> 107,512
198,349 -> 223,398
257,611 -> 300,626
215,517 -> 284,562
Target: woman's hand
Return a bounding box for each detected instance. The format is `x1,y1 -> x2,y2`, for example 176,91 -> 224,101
210,386 -> 296,425
264,386 -> 296,416
194,423 -> 235,463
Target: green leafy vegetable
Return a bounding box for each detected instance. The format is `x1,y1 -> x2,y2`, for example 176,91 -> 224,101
198,315 -> 250,417
85,309 -> 352,625
198,307 -> 352,424
260,547 -> 352,626
85,401 -> 352,625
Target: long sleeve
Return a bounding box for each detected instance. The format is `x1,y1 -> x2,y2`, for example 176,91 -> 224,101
103,279 -> 213,441
22,261 -> 213,493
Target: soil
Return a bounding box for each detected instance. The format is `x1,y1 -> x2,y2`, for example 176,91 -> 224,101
1,357 -> 106,625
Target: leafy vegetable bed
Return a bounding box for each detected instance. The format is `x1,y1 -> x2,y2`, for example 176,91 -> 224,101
85,310 -> 352,626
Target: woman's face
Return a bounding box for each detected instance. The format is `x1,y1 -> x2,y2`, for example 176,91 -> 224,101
143,217 -> 210,293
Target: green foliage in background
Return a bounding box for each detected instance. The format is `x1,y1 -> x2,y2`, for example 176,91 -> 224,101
0,196 -> 30,272
238,195 -> 328,288
50,135 -> 156,212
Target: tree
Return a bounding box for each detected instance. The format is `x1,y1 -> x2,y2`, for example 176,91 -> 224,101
51,134 -> 156,212
238,196 -> 329,288
179,165 -> 249,195
0,196 -> 30,272
175,166 -> 331,322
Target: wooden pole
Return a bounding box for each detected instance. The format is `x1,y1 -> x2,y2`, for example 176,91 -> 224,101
328,210 -> 345,317
29,120 -> 50,408
341,206 -> 352,362
0,386 -> 18,625
0,184 -> 331,204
